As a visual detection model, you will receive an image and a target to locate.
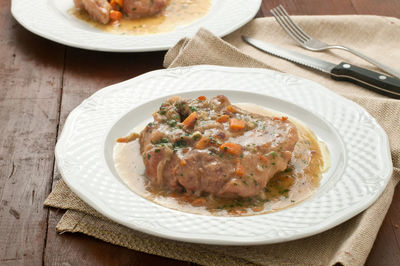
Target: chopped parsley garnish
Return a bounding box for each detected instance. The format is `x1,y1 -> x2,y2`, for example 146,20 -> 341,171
270,151 -> 277,158
147,154 -> 151,159
283,167 -> 292,173
155,149 -> 160,153
168,120 -> 177,127
160,138 -> 169,143
279,189 -> 290,194
189,106 -> 197,112
173,140 -> 187,149
174,102 -> 184,110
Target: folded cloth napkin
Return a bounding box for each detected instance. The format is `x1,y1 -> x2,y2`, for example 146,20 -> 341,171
45,16 -> 400,265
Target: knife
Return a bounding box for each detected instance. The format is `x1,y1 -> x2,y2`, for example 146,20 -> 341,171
242,36 -> 400,99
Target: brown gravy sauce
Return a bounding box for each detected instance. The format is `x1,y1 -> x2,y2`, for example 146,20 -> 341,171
113,103 -> 329,216
69,0 -> 211,35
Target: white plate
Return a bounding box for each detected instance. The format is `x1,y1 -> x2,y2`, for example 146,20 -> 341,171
11,0 -> 261,52
55,66 -> 392,245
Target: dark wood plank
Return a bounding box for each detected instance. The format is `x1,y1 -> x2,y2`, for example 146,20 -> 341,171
366,184 -> 400,266
0,2 -> 65,265
260,0 -> 356,16
352,0 -> 400,17
45,210 -> 189,266
43,47 -> 189,265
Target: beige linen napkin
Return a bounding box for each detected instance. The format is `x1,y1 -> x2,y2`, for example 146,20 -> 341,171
45,16 -> 400,265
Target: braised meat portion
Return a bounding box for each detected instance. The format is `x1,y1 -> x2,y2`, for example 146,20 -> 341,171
123,0 -> 168,18
139,95 -> 298,199
75,0 -> 112,24
73,0 -> 168,24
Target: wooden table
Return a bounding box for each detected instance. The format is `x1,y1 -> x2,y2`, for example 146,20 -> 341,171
1,0 -> 399,265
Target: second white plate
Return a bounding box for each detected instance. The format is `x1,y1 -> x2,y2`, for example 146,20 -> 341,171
55,65 -> 392,245
11,0 -> 261,52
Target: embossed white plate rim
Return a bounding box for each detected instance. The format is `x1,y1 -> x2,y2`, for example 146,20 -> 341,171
11,0 -> 261,52
55,65 -> 392,245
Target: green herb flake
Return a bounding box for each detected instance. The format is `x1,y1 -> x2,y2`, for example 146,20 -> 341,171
160,138 -> 169,143
270,151 -> 277,158
173,140 -> 187,149
147,154 -> 151,159
155,149 -> 160,153
279,189 -> 290,194
284,167 -> 292,173
168,120 -> 177,127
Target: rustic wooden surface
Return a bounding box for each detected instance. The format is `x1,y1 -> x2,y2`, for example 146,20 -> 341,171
0,0 -> 399,265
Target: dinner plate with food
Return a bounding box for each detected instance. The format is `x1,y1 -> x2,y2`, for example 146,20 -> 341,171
55,65 -> 392,245
11,0 -> 261,52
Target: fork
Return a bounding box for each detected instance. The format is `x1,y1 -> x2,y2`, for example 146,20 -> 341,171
270,5 -> 400,79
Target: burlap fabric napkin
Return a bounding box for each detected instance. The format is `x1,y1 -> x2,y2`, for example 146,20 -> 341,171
45,16 -> 400,265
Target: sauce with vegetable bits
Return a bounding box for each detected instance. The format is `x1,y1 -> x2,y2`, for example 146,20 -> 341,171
113,102 -> 329,216
70,0 -> 211,35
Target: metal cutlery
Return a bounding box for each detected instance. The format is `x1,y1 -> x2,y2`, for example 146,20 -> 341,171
242,36 -> 400,98
270,5 -> 400,79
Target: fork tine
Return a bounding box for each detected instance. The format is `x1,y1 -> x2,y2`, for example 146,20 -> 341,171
277,5 -> 311,41
270,8 -> 307,46
273,6 -> 309,43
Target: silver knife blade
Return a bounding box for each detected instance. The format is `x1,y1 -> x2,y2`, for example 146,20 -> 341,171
242,36 -> 336,74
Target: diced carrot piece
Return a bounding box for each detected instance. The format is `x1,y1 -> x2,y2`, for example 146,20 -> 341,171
110,10 -> 123,21
191,197 -> 206,206
216,115 -> 229,123
192,198 -> 207,206
195,136 -> 210,149
227,105 -> 236,113
110,0 -> 123,9
197,96 -> 206,101
229,118 -> 246,131
251,205 -> 265,212
173,166 -> 178,175
220,142 -> 242,156
116,132 -> 139,143
235,163 -> 245,176
182,112 -> 198,127
259,154 -> 269,163
180,159 -> 187,166
272,116 -> 288,121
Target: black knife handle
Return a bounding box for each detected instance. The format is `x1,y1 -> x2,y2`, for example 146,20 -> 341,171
331,62 -> 400,99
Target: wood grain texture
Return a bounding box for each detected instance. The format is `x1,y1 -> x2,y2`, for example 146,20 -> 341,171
0,0 -> 398,265
42,47 -> 190,265
0,1 -> 64,265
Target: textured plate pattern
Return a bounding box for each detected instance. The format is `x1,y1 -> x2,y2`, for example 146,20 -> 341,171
11,0 -> 261,52
55,66 -> 392,245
